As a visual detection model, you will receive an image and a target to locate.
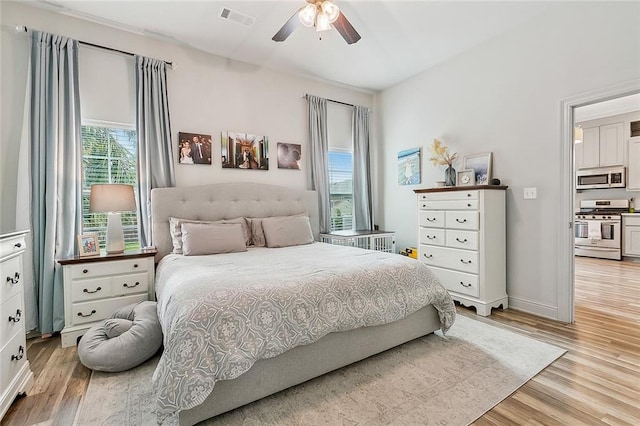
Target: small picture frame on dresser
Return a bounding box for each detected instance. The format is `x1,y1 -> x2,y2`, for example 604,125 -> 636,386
457,169 -> 476,187
78,234 -> 99,257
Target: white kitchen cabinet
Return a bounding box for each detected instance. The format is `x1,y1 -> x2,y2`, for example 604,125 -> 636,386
628,136 -> 640,191
623,214 -> 640,258
414,186 -> 508,316
575,123 -> 624,169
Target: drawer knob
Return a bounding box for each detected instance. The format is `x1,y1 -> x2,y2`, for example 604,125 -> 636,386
14,242 -> 22,248
83,287 -> 102,294
6,272 -> 20,285
123,281 -> 140,289
83,269 -> 89,274
422,204 -> 426,208
8,309 -> 22,323
423,254 -> 433,259
11,345 -> 24,361
456,238 -> 468,243
467,193 -> 471,197
133,264 -> 139,268
77,309 -> 97,318
460,281 -> 472,288
426,217 -> 436,222
460,259 -> 472,264
426,235 -> 436,240
467,203 -> 472,207
456,218 -> 467,223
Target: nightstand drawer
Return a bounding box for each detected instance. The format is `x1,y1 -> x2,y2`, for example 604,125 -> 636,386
1,255 -> 22,303
71,277 -> 113,302
429,266 -> 479,298
0,235 -> 26,259
70,258 -> 149,279
0,330 -> 27,394
0,292 -> 24,345
111,273 -> 148,297
72,294 -> 147,325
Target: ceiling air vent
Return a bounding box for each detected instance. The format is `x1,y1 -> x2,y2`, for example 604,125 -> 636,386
219,7 -> 256,28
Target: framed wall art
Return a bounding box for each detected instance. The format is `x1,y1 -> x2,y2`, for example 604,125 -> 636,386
221,131 -> 269,170
178,132 -> 212,165
462,152 -> 492,185
457,169 -> 476,186
277,143 -> 301,169
78,234 -> 99,257
398,147 -> 421,185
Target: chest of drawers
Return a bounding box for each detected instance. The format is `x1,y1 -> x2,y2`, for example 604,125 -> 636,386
1,230 -> 34,421
415,187 -> 508,316
58,250 -> 156,348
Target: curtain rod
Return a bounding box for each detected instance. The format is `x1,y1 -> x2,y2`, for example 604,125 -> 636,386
302,94 -> 354,107
19,26 -> 174,68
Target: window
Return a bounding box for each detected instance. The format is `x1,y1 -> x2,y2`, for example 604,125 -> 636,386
328,150 -> 353,231
81,124 -> 139,250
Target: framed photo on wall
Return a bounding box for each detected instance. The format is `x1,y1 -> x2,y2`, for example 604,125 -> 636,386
78,234 -> 99,257
398,147 -> 421,185
462,152 -> 492,185
178,132 -> 212,165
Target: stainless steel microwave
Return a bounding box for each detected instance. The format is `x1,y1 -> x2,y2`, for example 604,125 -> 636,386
576,166 -> 625,190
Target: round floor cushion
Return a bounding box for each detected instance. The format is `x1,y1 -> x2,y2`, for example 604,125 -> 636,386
78,301 -> 162,372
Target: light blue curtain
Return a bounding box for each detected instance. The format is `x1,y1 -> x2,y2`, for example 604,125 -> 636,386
306,95 -> 331,233
28,31 -> 83,334
352,105 -> 373,231
135,56 -> 175,247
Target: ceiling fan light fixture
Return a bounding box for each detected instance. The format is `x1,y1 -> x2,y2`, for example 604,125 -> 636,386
321,1 -> 340,23
298,4 -> 316,27
315,11 -> 331,32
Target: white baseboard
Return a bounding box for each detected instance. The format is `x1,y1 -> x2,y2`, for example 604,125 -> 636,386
508,296 -> 559,321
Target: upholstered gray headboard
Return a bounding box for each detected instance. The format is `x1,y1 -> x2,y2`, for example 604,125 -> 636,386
150,182 -> 319,261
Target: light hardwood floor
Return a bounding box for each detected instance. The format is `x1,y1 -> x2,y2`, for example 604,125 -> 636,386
2,256 -> 639,425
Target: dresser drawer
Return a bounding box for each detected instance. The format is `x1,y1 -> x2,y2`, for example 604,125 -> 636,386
111,273 -> 149,297
0,292 -> 24,345
418,191 -> 478,201
71,277 -> 113,302
0,234 -> 26,260
419,200 -> 479,210
70,258 -> 149,279
419,211 -> 445,228
71,294 -> 147,325
430,266 -> 479,298
419,228 -> 446,246
445,211 -> 479,230
0,329 -> 27,394
446,230 -> 479,250
1,255 -> 23,303
419,245 -> 479,274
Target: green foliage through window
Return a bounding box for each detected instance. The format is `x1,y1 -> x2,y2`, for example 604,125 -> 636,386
82,125 -> 140,250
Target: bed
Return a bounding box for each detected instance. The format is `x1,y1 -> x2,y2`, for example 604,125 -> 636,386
150,182 -> 456,425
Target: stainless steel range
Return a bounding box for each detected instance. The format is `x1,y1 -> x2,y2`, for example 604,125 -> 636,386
575,199 -> 629,260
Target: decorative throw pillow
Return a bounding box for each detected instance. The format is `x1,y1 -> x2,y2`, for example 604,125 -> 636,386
248,213 -> 309,247
261,215 -> 314,248
170,217 -> 250,253
181,222 -> 248,256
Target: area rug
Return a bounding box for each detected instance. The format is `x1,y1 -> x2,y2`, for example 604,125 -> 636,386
75,315 -> 566,425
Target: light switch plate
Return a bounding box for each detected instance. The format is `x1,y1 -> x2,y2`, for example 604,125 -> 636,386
524,187 -> 537,199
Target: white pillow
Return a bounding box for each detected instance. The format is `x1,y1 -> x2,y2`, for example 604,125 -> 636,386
170,217 -> 250,253
261,215 -> 314,248
181,223 -> 248,256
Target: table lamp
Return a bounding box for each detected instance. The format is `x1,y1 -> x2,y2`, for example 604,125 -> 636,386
89,184 -> 136,254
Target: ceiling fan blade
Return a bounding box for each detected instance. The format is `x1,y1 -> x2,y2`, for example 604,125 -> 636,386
332,11 -> 361,45
272,10 -> 301,42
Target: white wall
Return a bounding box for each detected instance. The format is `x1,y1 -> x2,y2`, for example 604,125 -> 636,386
376,2 -> 640,319
0,1 -> 374,231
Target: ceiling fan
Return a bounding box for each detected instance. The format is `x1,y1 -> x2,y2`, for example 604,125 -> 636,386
272,0 -> 361,45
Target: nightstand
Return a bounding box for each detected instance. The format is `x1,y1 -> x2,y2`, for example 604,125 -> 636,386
320,230 -> 396,253
57,248 -> 157,348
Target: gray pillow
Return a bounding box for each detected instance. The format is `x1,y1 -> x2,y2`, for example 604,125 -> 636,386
261,215 -> 314,248
181,222 -> 248,256
169,217 -> 250,253
104,318 -> 133,338
248,213 -> 308,247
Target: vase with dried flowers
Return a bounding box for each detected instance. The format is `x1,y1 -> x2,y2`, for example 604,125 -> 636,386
428,139 -> 458,186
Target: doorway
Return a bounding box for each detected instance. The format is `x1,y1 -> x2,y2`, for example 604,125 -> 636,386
559,81 -> 640,323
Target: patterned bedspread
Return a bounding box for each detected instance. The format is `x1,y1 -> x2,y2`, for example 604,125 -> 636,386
153,242 -> 456,423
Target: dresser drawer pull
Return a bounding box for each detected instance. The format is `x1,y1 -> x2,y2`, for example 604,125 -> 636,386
83,287 -> 102,294
8,309 -> 22,323
11,345 -> 24,361
426,217 -> 437,222
6,272 -> 20,284
123,281 -> 140,289
133,264 -> 139,268
426,235 -> 437,240
455,218 -> 467,223
460,259 -> 472,264
77,310 -> 97,318
422,204 -> 426,208
423,254 -> 433,259
467,203 -> 472,207
460,281 -> 472,288
456,238 -> 468,243
467,193 -> 472,197
14,242 -> 22,248
83,269 -> 89,274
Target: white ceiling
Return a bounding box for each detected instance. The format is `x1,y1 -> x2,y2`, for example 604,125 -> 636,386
33,0 -> 555,92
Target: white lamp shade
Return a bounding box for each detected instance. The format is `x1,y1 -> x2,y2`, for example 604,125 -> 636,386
298,4 -> 317,27
315,11 -> 331,32
90,184 -> 136,213
321,1 -> 340,23
574,126 -> 583,144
